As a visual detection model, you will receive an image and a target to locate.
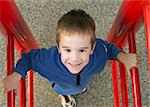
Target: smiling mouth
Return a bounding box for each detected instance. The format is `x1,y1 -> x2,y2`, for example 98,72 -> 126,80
69,63 -> 82,67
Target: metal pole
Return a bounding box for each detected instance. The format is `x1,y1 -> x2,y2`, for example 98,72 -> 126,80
128,31 -> 142,107
19,49 -> 26,107
119,46 -> 128,107
7,32 -> 15,107
112,60 -> 120,107
143,5 -> 150,74
28,70 -> 34,107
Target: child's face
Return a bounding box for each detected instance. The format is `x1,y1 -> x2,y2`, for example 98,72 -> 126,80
58,32 -> 95,74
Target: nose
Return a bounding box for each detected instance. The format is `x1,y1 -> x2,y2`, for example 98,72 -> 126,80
70,52 -> 79,62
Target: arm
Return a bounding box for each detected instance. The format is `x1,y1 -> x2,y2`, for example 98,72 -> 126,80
14,49 -> 40,77
103,40 -> 139,70
102,40 -> 122,60
3,49 -> 40,95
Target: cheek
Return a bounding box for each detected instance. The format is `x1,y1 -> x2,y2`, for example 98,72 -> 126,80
60,53 -> 69,61
59,49 -> 66,59
82,54 -> 90,63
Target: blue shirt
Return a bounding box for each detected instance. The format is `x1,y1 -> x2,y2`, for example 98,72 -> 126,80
14,38 -> 121,95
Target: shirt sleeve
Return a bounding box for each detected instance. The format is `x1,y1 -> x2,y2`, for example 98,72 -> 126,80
13,49 -> 41,77
102,40 -> 122,60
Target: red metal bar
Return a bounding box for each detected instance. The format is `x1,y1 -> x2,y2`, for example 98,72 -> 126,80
107,0 -> 150,46
143,5 -> 150,74
7,30 -> 15,107
0,1 -> 37,107
20,79 -> 26,107
128,31 -> 142,107
0,0 -> 40,50
111,60 -> 120,107
119,46 -> 128,107
19,49 -> 26,107
28,70 -> 34,107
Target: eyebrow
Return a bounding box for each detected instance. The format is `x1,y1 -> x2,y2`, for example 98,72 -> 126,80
61,46 -> 89,49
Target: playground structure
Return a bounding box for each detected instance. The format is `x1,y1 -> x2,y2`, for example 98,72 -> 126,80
0,0 -> 150,107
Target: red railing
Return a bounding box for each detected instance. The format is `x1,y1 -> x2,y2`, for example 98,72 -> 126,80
0,0 -> 39,107
0,0 -> 150,107
108,0 -> 150,107
6,29 -> 15,107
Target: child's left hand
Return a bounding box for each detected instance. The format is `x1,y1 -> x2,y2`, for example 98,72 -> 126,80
117,52 -> 141,76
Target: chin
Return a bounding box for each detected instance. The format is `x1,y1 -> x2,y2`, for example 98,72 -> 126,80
69,69 -> 82,74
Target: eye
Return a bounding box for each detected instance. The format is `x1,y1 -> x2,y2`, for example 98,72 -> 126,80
80,49 -> 86,53
65,49 -> 71,52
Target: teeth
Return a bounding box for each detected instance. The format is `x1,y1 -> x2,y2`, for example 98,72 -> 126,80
69,63 -> 81,67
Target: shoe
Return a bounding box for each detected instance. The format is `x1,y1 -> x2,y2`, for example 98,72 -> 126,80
81,85 -> 89,93
59,95 -> 76,107
81,87 -> 87,93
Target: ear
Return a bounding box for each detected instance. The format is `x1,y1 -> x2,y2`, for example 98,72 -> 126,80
57,45 -> 61,54
90,42 -> 96,55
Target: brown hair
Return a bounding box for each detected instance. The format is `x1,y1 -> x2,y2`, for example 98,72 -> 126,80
56,9 -> 96,47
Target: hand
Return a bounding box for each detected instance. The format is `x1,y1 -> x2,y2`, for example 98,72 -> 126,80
117,52 -> 141,77
3,72 -> 22,95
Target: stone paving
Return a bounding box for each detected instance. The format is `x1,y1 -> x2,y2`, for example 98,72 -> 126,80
0,0 -> 149,107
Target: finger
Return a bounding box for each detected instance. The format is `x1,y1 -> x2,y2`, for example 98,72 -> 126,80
126,68 -> 131,79
3,78 -> 9,87
134,58 -> 140,68
134,63 -> 138,68
4,90 -> 7,96
14,89 -> 19,96
2,78 -> 7,85
14,90 -> 17,94
131,53 -> 136,57
5,87 -> 12,93
16,84 -> 20,96
4,88 -> 7,94
132,59 -> 138,68
136,61 -> 141,68
128,71 -> 131,79
16,88 -> 20,96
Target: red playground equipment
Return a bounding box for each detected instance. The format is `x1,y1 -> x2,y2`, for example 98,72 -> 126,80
0,0 -> 150,107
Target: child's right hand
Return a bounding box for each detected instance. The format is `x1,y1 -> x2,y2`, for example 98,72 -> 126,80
3,72 -> 22,95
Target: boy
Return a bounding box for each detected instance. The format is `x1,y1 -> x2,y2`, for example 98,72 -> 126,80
3,9 -> 138,107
